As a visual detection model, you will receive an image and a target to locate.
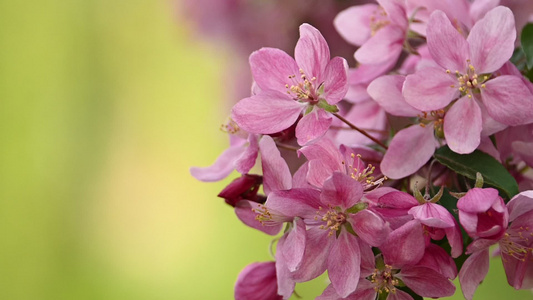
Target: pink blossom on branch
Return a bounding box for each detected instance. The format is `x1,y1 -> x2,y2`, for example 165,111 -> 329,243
232,23 -> 348,146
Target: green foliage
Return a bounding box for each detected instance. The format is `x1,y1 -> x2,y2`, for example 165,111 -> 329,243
521,23 -> 533,70
434,146 -> 519,199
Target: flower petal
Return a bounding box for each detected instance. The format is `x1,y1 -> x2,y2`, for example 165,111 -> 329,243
235,200 -> 283,235
443,96 -> 482,154
458,249 -> 489,300
281,218 -> 306,272
382,220 -> 425,267
190,143 -> 245,182
322,57 -> 349,104
355,25 -> 404,66
249,48 -> 300,92
295,108 -> 332,146
334,4 -> 379,46
232,90 -> 304,134
409,203 -> 456,228
234,261 -> 282,300
321,172 -> 363,209
468,6 -> 516,73
403,67 -> 459,111
398,266 -> 456,298
327,232 -> 361,298
481,75 -> 533,126
295,23 -> 330,80
266,189 -> 321,219
380,124 -> 437,179
235,134 -> 259,174
507,191 -> 533,222
426,10 -> 469,71
367,75 -> 419,117
350,209 -> 391,247
259,135 -> 292,194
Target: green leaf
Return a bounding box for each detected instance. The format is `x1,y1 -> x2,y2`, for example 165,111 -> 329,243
434,145 -> 519,199
521,23 -> 533,69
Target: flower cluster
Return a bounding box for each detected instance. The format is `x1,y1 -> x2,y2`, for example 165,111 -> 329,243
190,1 -> 533,299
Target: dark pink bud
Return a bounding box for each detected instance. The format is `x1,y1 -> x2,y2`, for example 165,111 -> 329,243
234,261 -> 282,300
457,188 -> 508,240
218,174 -> 265,207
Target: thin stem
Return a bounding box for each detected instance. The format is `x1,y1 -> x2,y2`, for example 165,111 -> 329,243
332,113 -> 388,149
329,125 -> 389,135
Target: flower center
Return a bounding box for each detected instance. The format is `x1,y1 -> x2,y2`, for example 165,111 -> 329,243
253,205 -> 287,226
418,109 -> 445,138
447,60 -> 489,98
499,227 -> 533,262
285,69 -> 322,104
344,153 -> 387,190
370,264 -> 399,295
316,206 -> 347,236
369,7 -> 390,36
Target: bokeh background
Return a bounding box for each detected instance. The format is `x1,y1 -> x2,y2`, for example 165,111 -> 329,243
1,1 -> 532,299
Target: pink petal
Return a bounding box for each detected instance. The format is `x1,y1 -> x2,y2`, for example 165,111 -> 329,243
446,218 -> 465,258
299,137 -> 344,187
281,218 -> 306,272
235,200 -> 283,235
232,90 -> 304,134
275,238 -> 296,299
291,228 -> 331,282
481,75 -> 533,126
292,162 -> 314,189
458,249 -> 489,300
388,290 -> 413,300
322,57 -> 349,104
457,188 -> 500,213
259,136 -> 292,195
426,10 -> 469,71
266,189 -> 321,219
295,23 -> 330,80
468,6 -> 516,73
502,247 -> 533,289
249,48 -> 300,92
408,203 -> 455,228
403,67 -> 459,111
190,143 -> 245,182
417,244 -> 458,279
469,0 -> 499,21
296,108 -> 332,146
317,282 -> 376,300
367,75 -> 419,117
334,4 -> 379,46
321,172 -> 363,209
382,220 -> 425,267
443,96 -> 482,154
327,232 -> 361,298
234,261 -> 282,300
398,266 -> 456,298
355,25 -> 404,66
380,124 -> 437,179
507,191 -> 533,222
235,134 -> 259,174
377,0 -> 408,28
350,209 -> 391,247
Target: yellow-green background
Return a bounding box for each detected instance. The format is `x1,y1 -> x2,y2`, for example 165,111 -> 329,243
0,1 -> 531,299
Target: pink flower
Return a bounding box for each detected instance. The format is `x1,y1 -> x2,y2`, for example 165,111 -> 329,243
458,190 -> 533,299
232,23 -> 348,145
266,172 -> 390,297
403,7 -> 533,154
190,121 -> 259,181
457,187 -> 508,241
234,261 -> 282,300
334,0 -> 408,67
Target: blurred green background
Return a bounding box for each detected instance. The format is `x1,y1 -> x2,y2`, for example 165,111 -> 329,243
0,1 -> 532,299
